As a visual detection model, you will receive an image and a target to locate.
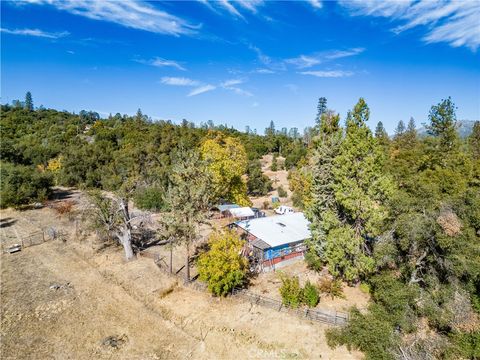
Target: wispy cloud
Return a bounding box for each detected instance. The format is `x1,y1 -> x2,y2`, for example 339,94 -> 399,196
339,0 -> 480,51
253,68 -> 275,74
188,84 -> 216,97
221,79 -> 253,96
137,57 -> 186,71
285,84 -> 299,93
200,0 -> 265,20
307,0 -> 323,10
285,55 -> 321,69
0,27 -> 69,39
285,48 -> 365,69
161,77 -> 199,86
299,70 -> 354,78
19,0 -> 200,37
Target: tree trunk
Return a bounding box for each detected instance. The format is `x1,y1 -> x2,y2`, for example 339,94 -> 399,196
118,228 -> 135,261
169,237 -> 173,274
185,242 -> 190,282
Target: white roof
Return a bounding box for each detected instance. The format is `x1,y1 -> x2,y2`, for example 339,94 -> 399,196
229,207 -> 255,218
236,212 -> 311,248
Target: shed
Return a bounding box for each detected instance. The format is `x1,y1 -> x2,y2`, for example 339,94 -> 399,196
228,207 -> 255,219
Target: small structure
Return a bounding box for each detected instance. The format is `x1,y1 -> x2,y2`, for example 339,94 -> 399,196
232,212 -> 310,272
211,204 -> 240,219
228,207 -> 255,220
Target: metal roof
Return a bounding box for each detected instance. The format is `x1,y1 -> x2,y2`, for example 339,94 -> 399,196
229,207 -> 255,218
215,204 -> 240,212
236,212 -> 311,249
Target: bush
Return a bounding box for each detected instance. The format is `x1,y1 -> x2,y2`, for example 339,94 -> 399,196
279,274 -> 303,308
247,160 -> 272,196
270,154 -> 278,171
0,162 -> 53,208
277,185 -> 287,198
302,281 -> 320,307
262,200 -> 270,210
326,305 -> 397,360
134,186 -> 165,212
304,249 -> 323,271
318,278 -> 345,299
197,230 -> 248,296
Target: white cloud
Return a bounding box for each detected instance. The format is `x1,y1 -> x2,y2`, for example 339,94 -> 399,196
138,57 -> 186,71
254,68 -> 275,74
285,55 -> 321,69
285,48 -> 365,69
19,0 -> 200,36
324,47 -> 365,59
299,70 -> 354,78
252,101 -> 259,107
161,77 -> 199,86
200,0 -> 264,19
0,27 -> 69,39
226,87 -> 253,97
221,79 -> 243,87
188,84 -> 216,96
339,0 -> 480,51
307,0 -> 323,10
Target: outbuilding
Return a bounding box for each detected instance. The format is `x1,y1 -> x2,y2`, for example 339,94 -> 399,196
233,212 -> 311,271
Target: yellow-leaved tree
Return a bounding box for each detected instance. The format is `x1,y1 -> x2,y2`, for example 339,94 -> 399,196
197,229 -> 248,296
200,133 -> 251,206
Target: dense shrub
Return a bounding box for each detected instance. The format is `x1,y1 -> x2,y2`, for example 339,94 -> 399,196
279,274 -> 303,308
326,305 -> 397,360
302,281 -> 320,307
0,162 -> 53,208
134,186 -> 165,211
197,230 -> 248,296
277,185 -> 287,198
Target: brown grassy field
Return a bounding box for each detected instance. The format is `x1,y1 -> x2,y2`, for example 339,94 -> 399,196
0,201 -> 362,359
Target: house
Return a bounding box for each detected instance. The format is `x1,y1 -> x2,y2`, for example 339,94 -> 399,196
232,212 -> 311,271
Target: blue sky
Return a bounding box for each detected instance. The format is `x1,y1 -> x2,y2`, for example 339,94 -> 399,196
1,0 -> 479,134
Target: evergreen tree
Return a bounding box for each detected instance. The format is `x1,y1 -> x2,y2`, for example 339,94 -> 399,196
316,97 -> 327,126
24,91 -> 33,111
305,109 -> 342,268
246,160 -> 272,196
427,97 -> 458,151
374,121 -> 390,148
394,120 -> 405,138
328,98 -> 393,282
468,121 -> 480,160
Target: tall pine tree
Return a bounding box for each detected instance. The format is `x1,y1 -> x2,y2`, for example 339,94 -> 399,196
315,97 -> 327,127
327,98 -> 394,282
305,109 -> 342,269
24,91 -> 33,111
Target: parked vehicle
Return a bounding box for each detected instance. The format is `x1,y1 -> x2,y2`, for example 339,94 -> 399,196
274,205 -> 294,215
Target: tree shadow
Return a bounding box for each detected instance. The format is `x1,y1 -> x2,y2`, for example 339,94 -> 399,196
0,217 -> 17,228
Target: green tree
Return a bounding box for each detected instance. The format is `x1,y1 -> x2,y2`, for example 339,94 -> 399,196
163,149 -> 213,281
316,97 -> 327,126
374,121 -> 390,148
394,120 -> 405,138
24,91 -> 33,111
305,110 -> 342,266
329,98 -> 393,282
468,121 -> 480,160
246,160 -> 272,196
271,154 -> 278,171
197,229 -> 248,296
426,97 -> 458,151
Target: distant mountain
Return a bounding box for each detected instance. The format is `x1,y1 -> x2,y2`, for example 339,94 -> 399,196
418,120 -> 478,138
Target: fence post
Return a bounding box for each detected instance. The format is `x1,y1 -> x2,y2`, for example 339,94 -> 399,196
305,309 -> 309,318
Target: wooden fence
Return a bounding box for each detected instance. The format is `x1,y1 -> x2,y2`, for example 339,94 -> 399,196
144,250 -> 348,327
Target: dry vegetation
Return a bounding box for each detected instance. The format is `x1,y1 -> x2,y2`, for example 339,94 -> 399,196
0,191 -> 362,359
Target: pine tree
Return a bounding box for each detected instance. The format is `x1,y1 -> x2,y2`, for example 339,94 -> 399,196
427,97 -> 458,151
328,98 -> 393,282
305,110 -> 342,268
468,121 -> 480,160
394,120 -> 405,138
24,91 -> 33,111
316,97 -> 327,126
374,121 -> 389,148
